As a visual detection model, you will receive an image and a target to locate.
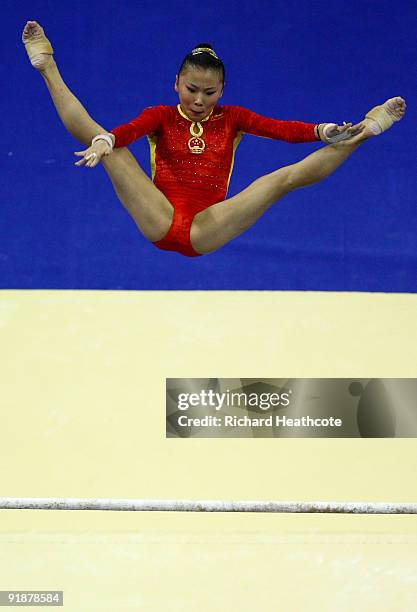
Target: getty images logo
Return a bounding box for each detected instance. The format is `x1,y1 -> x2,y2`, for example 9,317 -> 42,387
176,387 -> 292,411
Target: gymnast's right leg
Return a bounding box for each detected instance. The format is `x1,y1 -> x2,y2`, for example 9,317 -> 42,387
22,21 -> 173,242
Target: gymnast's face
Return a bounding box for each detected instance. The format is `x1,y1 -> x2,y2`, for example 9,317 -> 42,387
175,67 -> 224,121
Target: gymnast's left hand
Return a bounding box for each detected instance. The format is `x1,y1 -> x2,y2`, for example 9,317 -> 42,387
320,121 -> 365,143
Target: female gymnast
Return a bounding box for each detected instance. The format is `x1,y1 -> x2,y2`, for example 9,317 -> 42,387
22,21 -> 406,257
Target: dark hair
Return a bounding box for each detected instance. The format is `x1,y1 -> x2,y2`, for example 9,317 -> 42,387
178,42 -> 225,84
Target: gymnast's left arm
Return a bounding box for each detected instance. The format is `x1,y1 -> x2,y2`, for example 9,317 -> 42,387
230,106 -> 363,144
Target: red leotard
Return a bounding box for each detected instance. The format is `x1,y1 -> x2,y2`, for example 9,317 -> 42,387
111,105 -> 319,256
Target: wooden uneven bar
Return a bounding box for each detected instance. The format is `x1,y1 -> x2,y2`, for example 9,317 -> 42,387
0,498 -> 416,514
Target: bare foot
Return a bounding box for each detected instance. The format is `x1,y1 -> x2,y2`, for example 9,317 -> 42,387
22,21 -> 53,71
364,96 -> 406,136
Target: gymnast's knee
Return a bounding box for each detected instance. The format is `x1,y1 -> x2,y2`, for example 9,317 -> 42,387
276,165 -> 303,192
249,167 -> 295,198
275,163 -> 320,192
102,146 -> 136,167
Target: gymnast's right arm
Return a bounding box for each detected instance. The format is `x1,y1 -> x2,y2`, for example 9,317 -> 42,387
74,106 -> 165,168
110,106 -> 165,147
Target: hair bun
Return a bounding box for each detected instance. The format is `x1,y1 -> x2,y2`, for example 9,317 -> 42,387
178,43 -> 225,84
191,44 -> 219,60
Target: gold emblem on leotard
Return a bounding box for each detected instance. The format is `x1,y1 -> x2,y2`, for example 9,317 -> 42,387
177,104 -> 213,155
188,122 -> 206,154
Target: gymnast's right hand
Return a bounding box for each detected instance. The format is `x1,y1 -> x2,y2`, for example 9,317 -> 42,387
74,140 -> 109,168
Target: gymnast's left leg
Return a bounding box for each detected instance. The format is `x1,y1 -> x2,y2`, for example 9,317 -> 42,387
190,97 -> 405,254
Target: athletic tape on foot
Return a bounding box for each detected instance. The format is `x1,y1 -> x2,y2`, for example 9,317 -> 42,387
365,105 -> 393,133
24,36 -> 53,61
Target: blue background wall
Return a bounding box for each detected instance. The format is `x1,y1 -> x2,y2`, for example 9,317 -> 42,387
3,0 -> 416,290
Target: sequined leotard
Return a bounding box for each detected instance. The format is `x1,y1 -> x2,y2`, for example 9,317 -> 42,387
111,105 -> 319,256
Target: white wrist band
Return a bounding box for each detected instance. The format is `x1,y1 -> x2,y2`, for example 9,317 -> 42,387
91,134 -> 114,155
